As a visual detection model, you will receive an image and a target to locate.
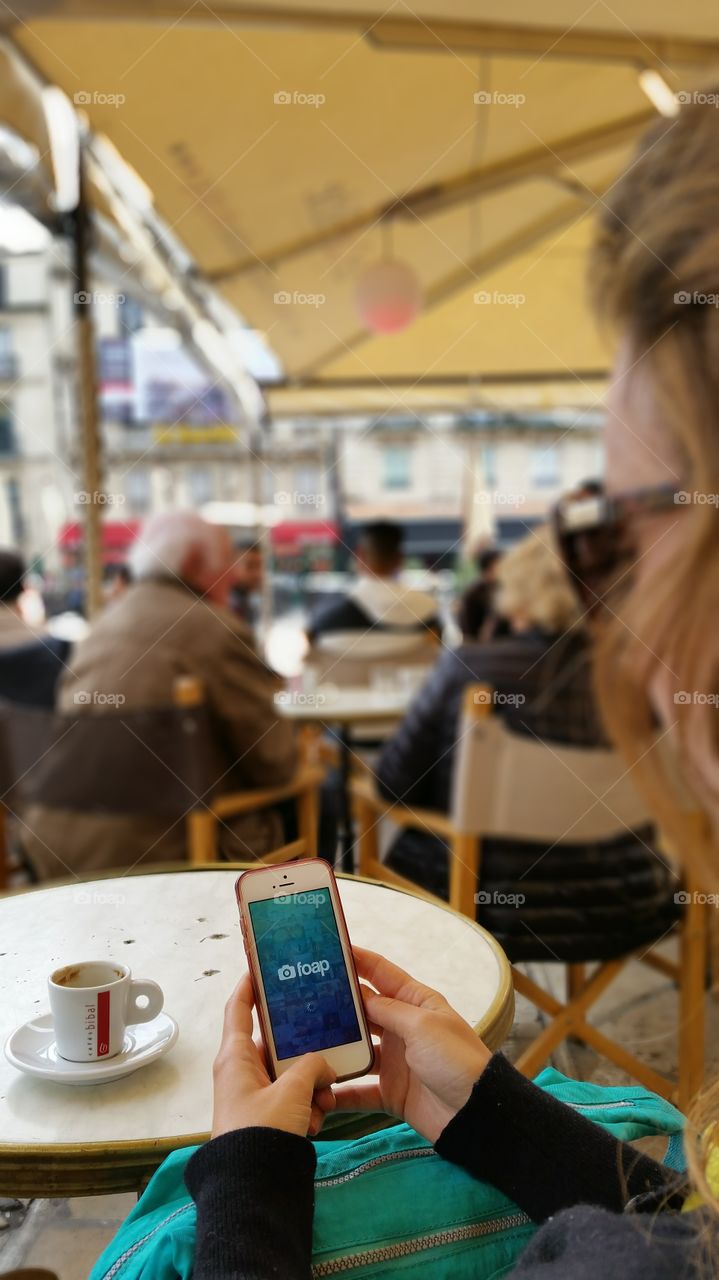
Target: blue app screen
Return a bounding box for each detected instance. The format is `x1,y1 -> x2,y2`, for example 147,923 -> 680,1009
249,887 -> 362,1059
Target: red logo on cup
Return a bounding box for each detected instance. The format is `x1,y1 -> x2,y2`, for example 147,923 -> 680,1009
97,990 -> 110,1057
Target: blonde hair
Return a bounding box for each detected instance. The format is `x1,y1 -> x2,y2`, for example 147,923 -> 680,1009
590,95 -> 719,1206
495,526 -> 581,635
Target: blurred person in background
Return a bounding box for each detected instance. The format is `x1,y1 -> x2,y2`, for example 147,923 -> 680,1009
374,526 -> 676,961
457,544 -> 509,642
0,549 -> 40,649
22,511 -> 297,880
103,562 -> 132,608
307,519 -> 441,654
228,535 -> 264,631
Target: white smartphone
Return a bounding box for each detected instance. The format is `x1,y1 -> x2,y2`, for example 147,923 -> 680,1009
236,858 -> 374,1081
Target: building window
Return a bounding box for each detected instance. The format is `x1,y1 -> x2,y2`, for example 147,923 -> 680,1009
119,295 -> 145,335
0,327 -> 15,379
480,442 -> 497,488
295,465 -> 321,503
0,407 -> 16,456
124,468 -> 151,515
530,443 -> 560,488
189,466 -> 214,507
99,338 -> 132,384
383,444 -> 411,491
5,476 -> 23,543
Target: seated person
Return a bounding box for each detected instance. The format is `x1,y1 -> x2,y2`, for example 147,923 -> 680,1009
0,549 -> 41,650
457,544 -> 510,641
374,528 -> 677,961
22,511 -> 297,879
307,520 -> 441,658
228,535 -> 264,632
103,561 -> 132,607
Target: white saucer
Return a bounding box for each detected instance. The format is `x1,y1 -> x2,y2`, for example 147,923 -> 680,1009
4,1011 -> 179,1085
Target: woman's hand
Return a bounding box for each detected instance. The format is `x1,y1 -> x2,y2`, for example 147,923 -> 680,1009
211,975 -> 337,1140
336,948 -> 492,1144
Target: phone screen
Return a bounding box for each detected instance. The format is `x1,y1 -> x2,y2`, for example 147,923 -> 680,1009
248,887 -> 362,1059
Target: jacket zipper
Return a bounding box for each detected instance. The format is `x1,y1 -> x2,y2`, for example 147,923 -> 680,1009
100,1203 -> 194,1280
311,1213 -> 531,1275
315,1146 -> 433,1186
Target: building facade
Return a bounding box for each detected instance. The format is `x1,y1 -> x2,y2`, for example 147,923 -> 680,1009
0,244 -> 605,578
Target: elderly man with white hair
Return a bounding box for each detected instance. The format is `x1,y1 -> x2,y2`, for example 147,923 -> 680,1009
23,511 -> 297,879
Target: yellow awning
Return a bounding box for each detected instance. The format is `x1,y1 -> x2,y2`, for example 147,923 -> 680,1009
5,3 -> 717,410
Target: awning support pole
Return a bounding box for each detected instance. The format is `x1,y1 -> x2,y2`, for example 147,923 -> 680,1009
71,148 -> 103,617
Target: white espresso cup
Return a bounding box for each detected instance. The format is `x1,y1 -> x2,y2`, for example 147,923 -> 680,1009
48,961 -> 164,1062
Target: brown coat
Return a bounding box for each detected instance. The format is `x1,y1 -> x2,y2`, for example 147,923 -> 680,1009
22,579 -> 298,879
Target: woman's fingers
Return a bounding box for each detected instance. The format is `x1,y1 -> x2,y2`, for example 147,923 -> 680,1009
359,984 -> 385,1037
362,988 -> 433,1040
314,1084 -> 337,1115
219,974 -> 256,1044
354,948 -> 446,1011
285,1052 -> 336,1095
332,1080 -> 385,1113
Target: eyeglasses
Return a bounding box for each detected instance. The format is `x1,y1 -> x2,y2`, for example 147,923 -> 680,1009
553,482 -> 682,610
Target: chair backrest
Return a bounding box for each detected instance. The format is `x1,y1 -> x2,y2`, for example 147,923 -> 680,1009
307,635 -> 438,687
0,637 -> 71,709
0,677 -> 222,819
451,685 -> 651,842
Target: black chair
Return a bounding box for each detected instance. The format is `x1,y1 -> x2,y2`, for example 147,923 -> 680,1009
0,637 -> 71,709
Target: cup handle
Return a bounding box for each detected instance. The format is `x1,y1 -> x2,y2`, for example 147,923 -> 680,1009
128,979 -> 164,1024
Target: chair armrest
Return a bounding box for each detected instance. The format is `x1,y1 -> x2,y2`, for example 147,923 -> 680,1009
350,774 -> 455,840
212,764 -> 326,819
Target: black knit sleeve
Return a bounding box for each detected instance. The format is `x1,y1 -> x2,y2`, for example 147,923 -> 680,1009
185,1127 -> 316,1280
435,1054 -> 676,1223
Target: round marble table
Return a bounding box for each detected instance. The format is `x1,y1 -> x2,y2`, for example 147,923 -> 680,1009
0,869 -> 514,1197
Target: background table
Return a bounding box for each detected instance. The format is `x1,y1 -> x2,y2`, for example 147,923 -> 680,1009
0,869 -> 513,1197
279,686 -> 419,871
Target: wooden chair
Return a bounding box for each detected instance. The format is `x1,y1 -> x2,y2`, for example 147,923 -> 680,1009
353,683 -> 707,1111
175,676 -> 322,866
0,675 -> 325,887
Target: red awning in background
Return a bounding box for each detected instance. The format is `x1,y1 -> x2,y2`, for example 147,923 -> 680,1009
59,521 -> 140,554
270,520 -> 339,549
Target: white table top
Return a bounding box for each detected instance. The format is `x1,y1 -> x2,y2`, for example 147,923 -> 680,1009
0,871 -> 508,1150
277,686 -> 414,723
